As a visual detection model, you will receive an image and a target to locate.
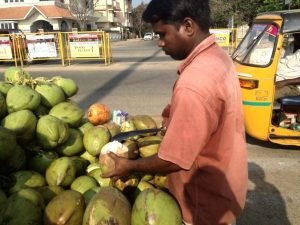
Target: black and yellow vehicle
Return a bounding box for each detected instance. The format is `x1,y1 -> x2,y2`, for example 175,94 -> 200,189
232,9 -> 300,146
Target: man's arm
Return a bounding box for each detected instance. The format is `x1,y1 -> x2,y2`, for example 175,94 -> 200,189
101,153 -> 181,180
276,77 -> 300,88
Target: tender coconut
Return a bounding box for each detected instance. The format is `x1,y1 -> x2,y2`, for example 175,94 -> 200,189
99,141 -> 129,174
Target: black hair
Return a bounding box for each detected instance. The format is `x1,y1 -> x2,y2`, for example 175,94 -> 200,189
142,0 -> 211,32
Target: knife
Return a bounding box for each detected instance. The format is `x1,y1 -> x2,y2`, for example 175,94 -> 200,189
111,127 -> 164,142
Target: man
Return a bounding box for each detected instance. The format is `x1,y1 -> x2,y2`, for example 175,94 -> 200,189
102,0 -> 248,224
275,34 -> 300,100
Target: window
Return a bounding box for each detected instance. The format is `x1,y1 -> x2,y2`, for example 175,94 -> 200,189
0,22 -> 18,30
233,24 -> 279,66
4,0 -> 23,2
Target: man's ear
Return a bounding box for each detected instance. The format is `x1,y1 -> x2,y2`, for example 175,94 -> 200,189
181,17 -> 195,36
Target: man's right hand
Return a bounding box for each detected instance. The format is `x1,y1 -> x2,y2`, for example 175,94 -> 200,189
101,152 -> 132,181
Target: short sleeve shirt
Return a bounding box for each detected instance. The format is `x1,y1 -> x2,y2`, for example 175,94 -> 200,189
158,34 -> 248,225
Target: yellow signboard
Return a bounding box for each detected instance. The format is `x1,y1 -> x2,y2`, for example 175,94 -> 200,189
210,29 -> 230,47
0,37 -> 13,59
70,42 -> 100,58
69,34 -> 100,58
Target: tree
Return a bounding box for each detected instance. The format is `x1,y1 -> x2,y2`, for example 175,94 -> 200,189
257,0 -> 284,13
284,0 -> 300,9
69,0 -> 97,31
210,0 -> 232,27
236,0 -> 265,26
131,2 -> 151,38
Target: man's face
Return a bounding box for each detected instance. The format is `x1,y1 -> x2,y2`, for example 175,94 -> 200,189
152,20 -> 190,60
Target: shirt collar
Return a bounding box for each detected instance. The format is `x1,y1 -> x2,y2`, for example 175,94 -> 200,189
178,34 -> 216,75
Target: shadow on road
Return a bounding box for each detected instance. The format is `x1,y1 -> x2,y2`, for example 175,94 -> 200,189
78,49 -> 162,110
237,162 -> 291,225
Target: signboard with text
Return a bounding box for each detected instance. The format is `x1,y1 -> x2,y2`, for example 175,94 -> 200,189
26,34 -> 58,58
210,29 -> 230,47
69,34 -> 101,58
0,37 -> 13,59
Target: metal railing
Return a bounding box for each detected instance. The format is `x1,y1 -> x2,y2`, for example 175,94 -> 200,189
0,31 -> 113,67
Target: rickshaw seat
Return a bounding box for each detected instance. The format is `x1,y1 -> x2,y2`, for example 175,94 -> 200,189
277,96 -> 300,106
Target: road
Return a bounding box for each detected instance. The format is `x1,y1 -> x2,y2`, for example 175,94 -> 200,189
1,39 -> 300,225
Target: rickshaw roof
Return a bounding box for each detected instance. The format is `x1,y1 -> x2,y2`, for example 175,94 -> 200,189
256,9 -> 300,33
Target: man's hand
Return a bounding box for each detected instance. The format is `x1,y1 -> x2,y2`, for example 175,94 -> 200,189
276,80 -> 290,89
276,77 -> 300,89
101,152 -> 132,181
101,152 -> 182,181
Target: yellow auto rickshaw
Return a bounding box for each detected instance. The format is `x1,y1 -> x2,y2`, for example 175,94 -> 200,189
232,9 -> 300,146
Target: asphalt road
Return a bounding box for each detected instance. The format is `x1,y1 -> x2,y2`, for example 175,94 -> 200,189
0,39 -> 299,225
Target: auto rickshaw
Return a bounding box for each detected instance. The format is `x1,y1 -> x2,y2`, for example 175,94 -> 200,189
232,9 -> 300,146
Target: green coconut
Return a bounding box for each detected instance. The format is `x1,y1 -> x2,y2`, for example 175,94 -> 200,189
70,156 -> 90,177
6,85 -> 41,113
83,126 -> 111,156
44,190 -> 85,225
71,176 -> 98,194
87,168 -> 112,187
49,101 -> 84,127
0,126 -> 17,160
78,118 -> 94,135
0,174 -> 13,191
80,151 -> 97,164
0,92 -> 7,120
103,121 -> 121,137
28,151 -> 58,175
0,189 -> 7,206
36,115 -> 69,149
1,109 -> 37,143
86,162 -> 101,173
124,180 -> 155,205
83,186 -> 101,205
33,104 -> 49,118
2,144 -> 27,174
0,81 -> 13,96
132,115 -> 158,137
120,117 -> 139,140
8,170 -> 46,194
131,188 -> 182,225
35,82 -> 65,108
36,185 -> 64,205
138,135 -> 163,157
56,128 -> 84,156
82,187 -> 131,225
4,67 -> 32,83
51,76 -> 78,97
0,188 -> 45,225
45,157 -> 76,187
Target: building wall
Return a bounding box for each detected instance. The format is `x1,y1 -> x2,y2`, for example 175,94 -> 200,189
0,0 -> 132,33
0,0 -> 59,6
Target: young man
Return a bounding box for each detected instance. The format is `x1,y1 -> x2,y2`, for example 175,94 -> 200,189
102,0 -> 248,224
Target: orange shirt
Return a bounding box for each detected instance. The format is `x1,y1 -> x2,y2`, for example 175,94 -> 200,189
158,34 -> 248,225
